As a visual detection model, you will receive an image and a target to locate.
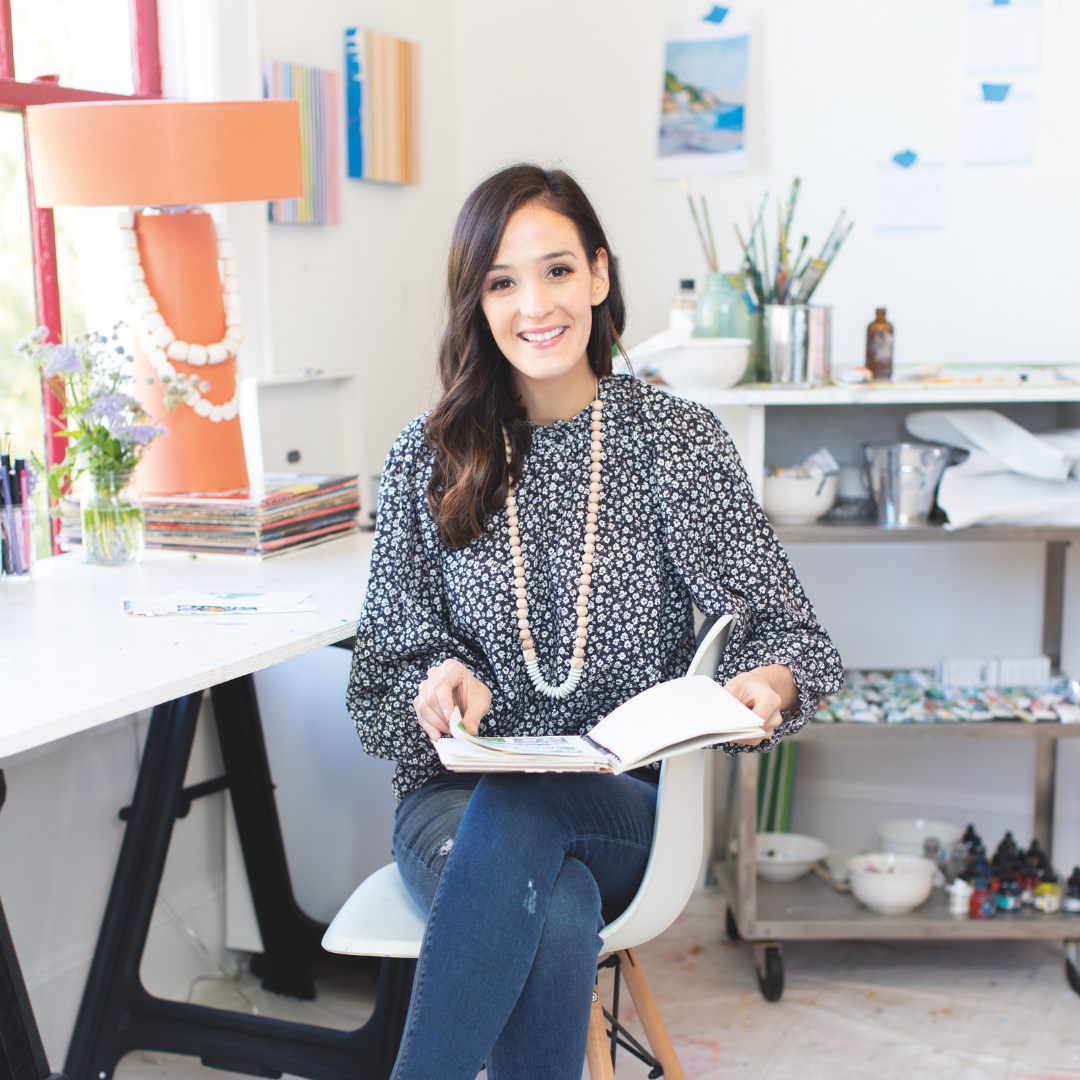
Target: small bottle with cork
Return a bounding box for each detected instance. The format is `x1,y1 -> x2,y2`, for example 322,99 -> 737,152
866,308 -> 894,380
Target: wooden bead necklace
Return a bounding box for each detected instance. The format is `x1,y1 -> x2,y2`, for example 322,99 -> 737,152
504,388 -> 603,700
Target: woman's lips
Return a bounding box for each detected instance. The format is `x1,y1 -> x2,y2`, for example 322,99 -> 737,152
518,326 -> 567,349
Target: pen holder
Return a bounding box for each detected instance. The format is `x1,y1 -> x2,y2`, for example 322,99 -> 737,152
0,505 -> 34,578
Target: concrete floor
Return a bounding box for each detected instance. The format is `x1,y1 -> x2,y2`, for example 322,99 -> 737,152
116,889 -> 1080,1080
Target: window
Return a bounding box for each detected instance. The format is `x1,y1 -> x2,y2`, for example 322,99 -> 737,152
0,0 -> 160,553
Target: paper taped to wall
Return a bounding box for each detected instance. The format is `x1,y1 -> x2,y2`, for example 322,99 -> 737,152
876,160 -> 945,232
963,91 -> 1037,166
967,0 -> 1042,74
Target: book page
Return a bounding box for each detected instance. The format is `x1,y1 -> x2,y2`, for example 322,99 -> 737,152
449,713 -> 605,759
585,676 -> 764,768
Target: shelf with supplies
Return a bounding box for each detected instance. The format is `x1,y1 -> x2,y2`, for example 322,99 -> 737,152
675,381 -> 1080,1001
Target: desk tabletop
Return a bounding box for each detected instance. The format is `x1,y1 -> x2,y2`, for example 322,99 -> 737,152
0,534 -> 374,760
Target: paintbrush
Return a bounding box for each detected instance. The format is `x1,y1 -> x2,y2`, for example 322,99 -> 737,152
700,195 -> 719,276
682,179 -> 717,272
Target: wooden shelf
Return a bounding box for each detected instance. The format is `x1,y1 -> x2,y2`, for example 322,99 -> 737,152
680,381 -> 1080,407
774,522 -> 1080,544
794,720 -> 1080,741
716,864 -> 1080,941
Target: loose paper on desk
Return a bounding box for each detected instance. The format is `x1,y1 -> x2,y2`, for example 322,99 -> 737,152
963,89 -> 1037,166
876,156 -> 945,232
434,676 -> 765,774
120,591 -> 315,616
967,0 -> 1042,74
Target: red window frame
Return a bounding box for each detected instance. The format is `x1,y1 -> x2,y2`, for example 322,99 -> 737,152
0,0 -> 162,549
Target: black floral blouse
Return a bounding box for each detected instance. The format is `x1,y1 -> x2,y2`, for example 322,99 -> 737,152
347,375 -> 843,800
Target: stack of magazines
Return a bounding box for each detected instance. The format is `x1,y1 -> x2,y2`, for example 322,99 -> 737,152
59,474 -> 361,558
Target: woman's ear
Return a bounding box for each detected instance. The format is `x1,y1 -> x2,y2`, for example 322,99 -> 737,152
591,248 -> 610,306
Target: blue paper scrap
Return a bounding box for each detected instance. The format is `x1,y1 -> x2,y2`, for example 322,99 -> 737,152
982,82 -> 1011,101
703,6 -> 729,23
892,150 -> 918,168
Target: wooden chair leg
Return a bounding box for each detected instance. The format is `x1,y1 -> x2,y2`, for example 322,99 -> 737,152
617,948 -> 687,1080
586,983 -> 616,1080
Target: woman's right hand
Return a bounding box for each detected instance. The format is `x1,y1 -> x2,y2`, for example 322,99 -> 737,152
413,659 -> 492,743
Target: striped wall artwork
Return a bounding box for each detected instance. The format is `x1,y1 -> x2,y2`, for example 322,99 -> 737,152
345,28 -> 419,185
263,60 -> 341,224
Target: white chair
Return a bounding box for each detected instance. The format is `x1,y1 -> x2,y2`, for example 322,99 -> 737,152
323,614 -> 734,1080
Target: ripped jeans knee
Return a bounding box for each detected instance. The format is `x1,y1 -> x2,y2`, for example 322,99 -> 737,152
393,773 -> 480,914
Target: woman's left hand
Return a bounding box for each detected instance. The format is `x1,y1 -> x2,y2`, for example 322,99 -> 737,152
724,664 -> 799,747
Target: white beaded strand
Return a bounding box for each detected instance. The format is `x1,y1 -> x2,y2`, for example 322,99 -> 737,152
505,393 -> 603,700
118,209 -> 242,420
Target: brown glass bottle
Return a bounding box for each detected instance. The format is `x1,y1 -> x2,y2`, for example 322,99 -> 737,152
866,308 -> 894,380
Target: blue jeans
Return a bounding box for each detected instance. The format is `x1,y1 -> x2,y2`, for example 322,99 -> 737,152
391,771 -> 658,1080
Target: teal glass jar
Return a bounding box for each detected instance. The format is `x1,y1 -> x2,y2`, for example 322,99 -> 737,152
692,272 -> 750,338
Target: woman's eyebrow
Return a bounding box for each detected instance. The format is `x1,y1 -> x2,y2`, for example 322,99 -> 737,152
487,250 -> 576,273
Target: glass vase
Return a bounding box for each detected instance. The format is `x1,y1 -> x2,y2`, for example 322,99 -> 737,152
82,468 -> 144,566
692,272 -> 749,338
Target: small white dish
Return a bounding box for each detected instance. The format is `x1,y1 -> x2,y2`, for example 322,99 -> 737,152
762,472 -> 838,525
877,818 -> 962,857
756,832 -> 829,882
656,338 -> 751,391
847,852 -> 935,915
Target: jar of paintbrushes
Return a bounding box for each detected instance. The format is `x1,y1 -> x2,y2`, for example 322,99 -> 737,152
733,179 -> 854,386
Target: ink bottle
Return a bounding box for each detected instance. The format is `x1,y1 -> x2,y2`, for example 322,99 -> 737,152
1064,867 -> 1080,914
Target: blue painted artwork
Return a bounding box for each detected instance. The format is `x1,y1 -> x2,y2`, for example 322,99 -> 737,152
659,35 -> 748,158
345,28 -> 364,179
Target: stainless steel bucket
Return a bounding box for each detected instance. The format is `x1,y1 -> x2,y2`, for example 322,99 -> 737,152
765,304 -> 831,386
862,442 -> 950,528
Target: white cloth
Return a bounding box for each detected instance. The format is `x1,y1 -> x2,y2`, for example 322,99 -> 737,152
905,409 -> 1073,481
904,411 -> 1080,529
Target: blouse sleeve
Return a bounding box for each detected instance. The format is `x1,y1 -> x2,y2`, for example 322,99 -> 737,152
647,393 -> 844,752
345,421 -> 496,796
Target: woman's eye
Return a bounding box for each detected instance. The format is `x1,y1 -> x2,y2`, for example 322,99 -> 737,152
549,265 -> 573,279
489,277 -> 514,291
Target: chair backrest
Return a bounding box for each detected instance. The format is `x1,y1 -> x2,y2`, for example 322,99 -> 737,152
600,614 -> 734,952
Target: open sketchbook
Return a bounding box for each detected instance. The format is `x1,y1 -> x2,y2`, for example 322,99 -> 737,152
434,674 -> 765,775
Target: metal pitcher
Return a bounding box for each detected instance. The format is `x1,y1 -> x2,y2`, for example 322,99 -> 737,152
862,442 -> 950,528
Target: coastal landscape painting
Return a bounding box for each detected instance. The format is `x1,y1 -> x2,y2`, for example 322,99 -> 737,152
657,15 -> 751,177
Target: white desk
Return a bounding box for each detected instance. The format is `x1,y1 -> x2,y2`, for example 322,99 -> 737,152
0,535 -> 373,758
0,534 -> 415,1080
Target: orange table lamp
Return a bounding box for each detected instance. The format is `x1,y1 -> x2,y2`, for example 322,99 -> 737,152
25,100 -> 303,494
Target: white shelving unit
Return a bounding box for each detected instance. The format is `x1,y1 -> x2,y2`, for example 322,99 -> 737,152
667,379 -> 1080,1002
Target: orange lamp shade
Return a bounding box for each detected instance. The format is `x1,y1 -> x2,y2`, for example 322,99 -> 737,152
25,100 -> 303,207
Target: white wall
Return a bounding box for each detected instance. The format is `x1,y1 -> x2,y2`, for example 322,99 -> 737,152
252,0 -> 460,491
452,0 -> 1080,374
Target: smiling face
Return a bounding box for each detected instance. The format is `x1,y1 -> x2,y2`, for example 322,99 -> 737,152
481,202 -> 609,414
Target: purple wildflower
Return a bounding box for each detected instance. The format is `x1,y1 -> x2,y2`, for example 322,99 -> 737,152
119,423 -> 168,445
85,391 -> 132,425
44,344 -> 81,376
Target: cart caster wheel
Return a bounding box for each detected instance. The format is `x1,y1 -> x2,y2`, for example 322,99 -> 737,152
1067,959 -> 1080,997
725,906 -> 742,942
754,943 -> 784,1002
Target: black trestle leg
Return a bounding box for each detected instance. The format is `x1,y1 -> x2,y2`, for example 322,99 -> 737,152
62,680 -> 415,1080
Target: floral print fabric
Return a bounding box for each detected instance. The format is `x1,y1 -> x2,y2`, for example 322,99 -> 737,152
347,375 -> 843,800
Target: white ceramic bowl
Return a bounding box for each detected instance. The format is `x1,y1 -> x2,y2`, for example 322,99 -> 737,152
756,832 -> 830,883
847,853 -> 935,915
657,338 -> 751,391
762,472 -> 839,525
877,818 -> 962,858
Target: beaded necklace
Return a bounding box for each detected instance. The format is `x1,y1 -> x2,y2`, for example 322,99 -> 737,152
504,385 -> 603,700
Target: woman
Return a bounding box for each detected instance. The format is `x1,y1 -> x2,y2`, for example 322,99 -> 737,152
348,165 -> 842,1079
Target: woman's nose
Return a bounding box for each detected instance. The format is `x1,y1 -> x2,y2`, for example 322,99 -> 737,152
519,278 -> 555,320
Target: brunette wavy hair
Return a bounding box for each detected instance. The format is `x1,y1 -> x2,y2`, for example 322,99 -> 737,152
426,164 -> 627,549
